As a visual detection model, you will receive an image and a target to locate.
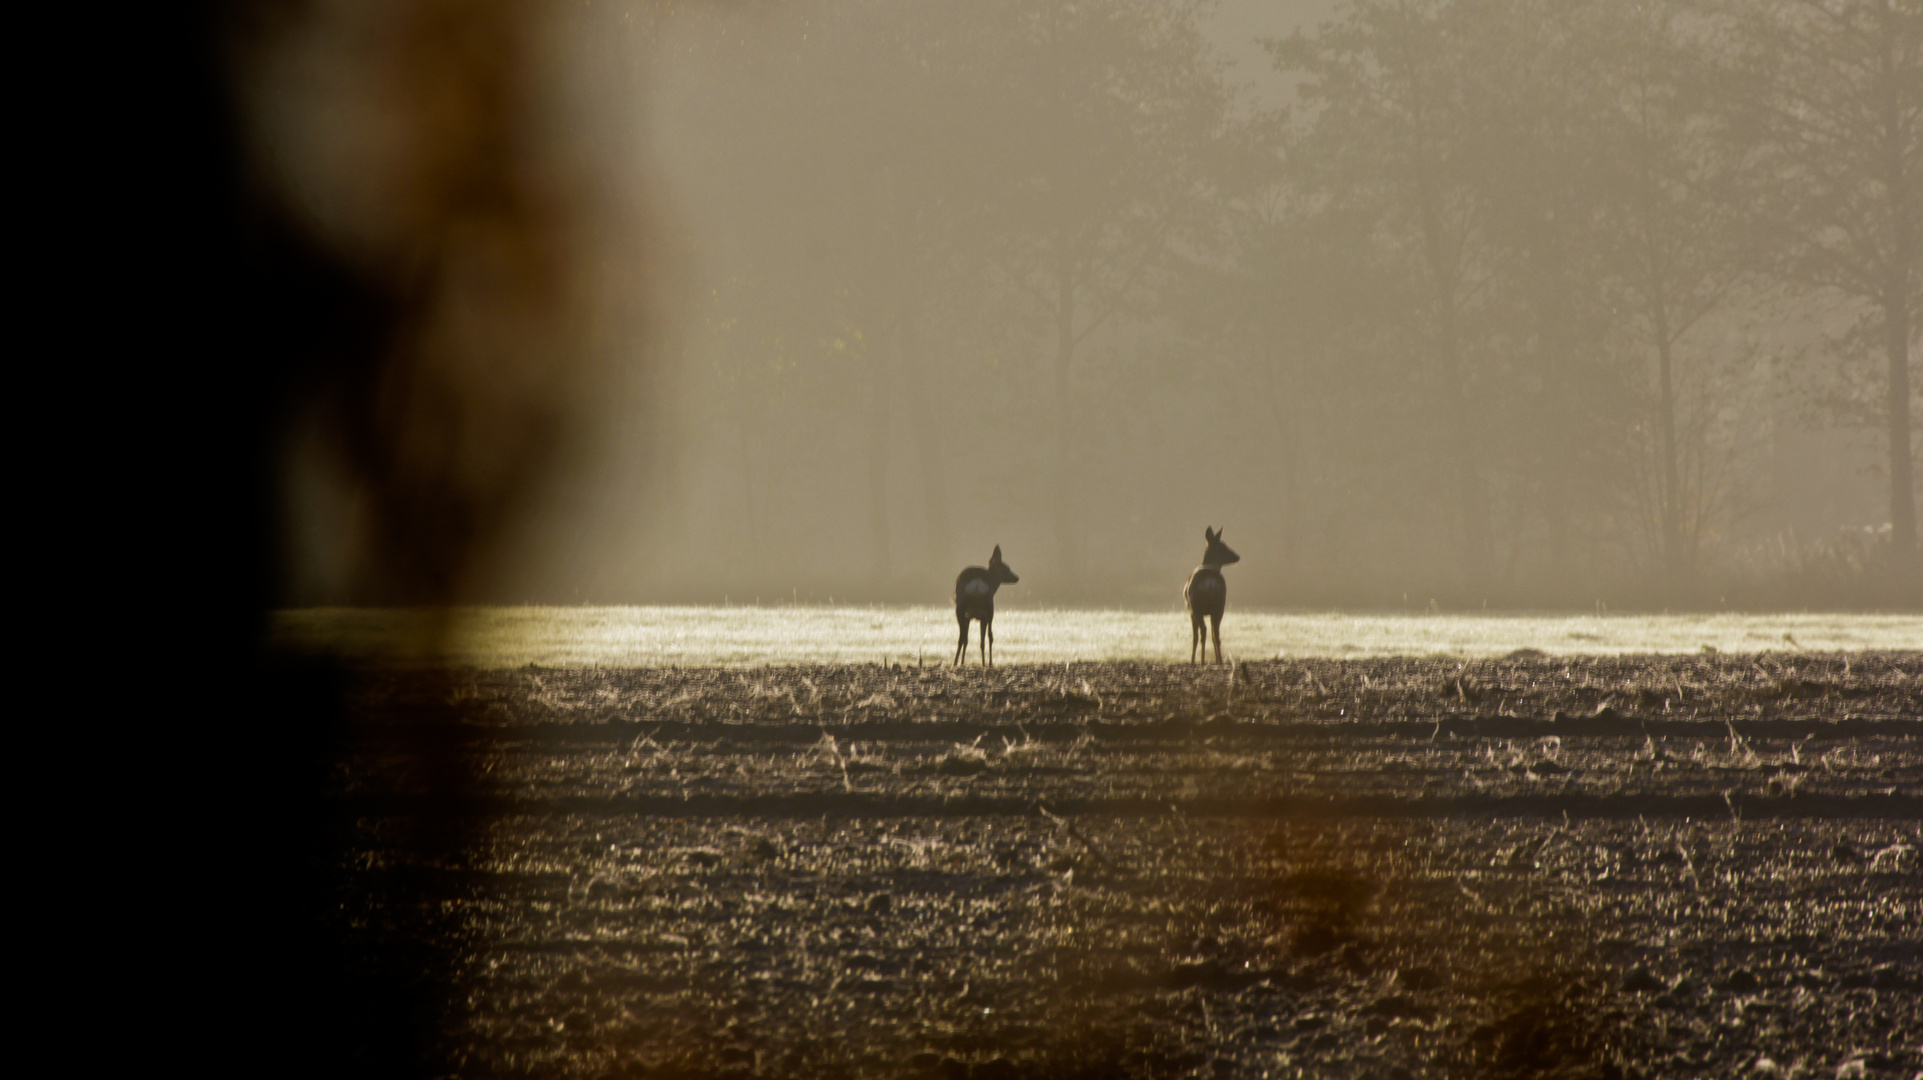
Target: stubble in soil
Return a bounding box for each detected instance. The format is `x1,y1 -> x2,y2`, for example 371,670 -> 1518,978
317,653 -> 1922,1078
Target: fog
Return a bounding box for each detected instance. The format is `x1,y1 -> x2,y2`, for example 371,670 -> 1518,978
271,0 -> 1919,610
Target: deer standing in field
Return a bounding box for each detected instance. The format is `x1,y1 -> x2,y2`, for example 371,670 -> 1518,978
1184,527 -> 1240,664
954,545 -> 1019,666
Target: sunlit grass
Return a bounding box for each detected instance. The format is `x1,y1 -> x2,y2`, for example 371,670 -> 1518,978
270,605 -> 1923,668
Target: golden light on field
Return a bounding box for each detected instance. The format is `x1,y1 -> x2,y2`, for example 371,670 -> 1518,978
272,607 -> 1923,668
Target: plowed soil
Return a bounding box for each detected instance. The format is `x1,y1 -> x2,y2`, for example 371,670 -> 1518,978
319,653 -> 1922,1079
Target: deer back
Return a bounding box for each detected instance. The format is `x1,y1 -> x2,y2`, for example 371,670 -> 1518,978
1185,565 -> 1227,618
955,566 -> 998,617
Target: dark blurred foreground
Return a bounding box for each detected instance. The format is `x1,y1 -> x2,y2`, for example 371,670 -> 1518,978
110,2 -> 622,1074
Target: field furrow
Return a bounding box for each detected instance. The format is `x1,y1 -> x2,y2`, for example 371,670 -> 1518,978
317,654 -> 1921,1079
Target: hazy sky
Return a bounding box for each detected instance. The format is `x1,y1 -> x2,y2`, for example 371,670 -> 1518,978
268,0 -> 1913,611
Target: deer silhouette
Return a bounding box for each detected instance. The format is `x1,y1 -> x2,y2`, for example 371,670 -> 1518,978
1184,527 -> 1240,664
954,545 -> 1019,666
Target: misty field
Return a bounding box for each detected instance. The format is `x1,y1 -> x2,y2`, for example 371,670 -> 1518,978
272,606 -> 1923,668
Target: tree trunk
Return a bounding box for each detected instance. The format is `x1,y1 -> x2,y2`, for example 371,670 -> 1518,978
738,414 -> 762,568
1876,0 -> 1918,576
1397,30 -> 1491,596
1436,305 -> 1492,592
1627,70 -> 1692,598
1051,248 -> 1081,587
896,303 -> 950,575
1652,303 -> 1687,591
868,325 -> 893,581
1524,228 -> 1577,589
1887,297 -> 1917,570
1262,348 -> 1301,571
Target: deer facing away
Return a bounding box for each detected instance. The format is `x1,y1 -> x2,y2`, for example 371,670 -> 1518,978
954,545 -> 1019,666
1184,527 -> 1240,664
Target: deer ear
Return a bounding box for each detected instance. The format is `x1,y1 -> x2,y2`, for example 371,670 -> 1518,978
992,545 -> 1002,561
1204,527 -> 1215,542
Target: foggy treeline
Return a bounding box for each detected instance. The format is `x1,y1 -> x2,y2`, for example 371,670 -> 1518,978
336,0 -> 1921,610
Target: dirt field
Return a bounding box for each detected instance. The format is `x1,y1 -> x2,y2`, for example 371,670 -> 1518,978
318,653 -> 1921,1079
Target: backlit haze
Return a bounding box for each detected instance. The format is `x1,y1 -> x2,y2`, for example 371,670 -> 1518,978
268,0 -> 1920,613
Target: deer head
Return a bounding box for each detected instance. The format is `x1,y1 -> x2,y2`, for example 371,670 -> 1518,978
989,545 -> 1020,584
1202,527 -> 1240,567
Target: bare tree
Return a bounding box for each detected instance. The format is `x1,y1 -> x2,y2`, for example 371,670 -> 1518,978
1270,0 -> 1503,589
1597,1 -> 1752,589
977,0 -> 1233,587
1718,0 -> 1922,572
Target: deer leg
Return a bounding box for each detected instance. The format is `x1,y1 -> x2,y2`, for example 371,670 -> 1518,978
977,619 -> 988,666
986,619 -> 995,667
1190,618 -> 1200,664
955,614 -> 969,667
1210,614 -> 1223,664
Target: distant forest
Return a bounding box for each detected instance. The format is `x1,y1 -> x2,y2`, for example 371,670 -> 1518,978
488,1 -> 1923,608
